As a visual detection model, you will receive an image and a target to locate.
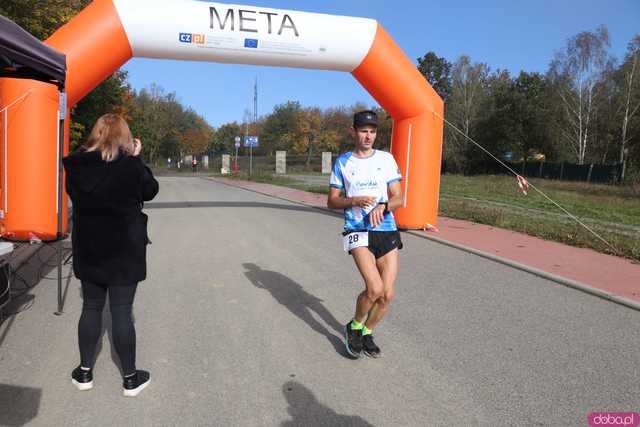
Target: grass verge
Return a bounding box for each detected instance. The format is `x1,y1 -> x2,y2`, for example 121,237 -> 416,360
217,172 -> 639,261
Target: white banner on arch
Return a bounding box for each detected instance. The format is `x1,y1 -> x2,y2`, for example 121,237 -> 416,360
113,0 -> 378,71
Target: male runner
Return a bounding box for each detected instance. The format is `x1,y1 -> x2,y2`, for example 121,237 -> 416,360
327,110 -> 404,358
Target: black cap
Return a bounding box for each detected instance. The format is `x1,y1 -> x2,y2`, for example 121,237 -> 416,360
353,110 -> 378,128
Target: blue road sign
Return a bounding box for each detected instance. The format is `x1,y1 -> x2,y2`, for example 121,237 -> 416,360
244,136 -> 259,147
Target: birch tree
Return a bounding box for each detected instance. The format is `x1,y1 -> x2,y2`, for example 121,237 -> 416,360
445,55 -> 489,171
616,35 -> 640,179
449,55 -> 489,139
548,26 -> 611,164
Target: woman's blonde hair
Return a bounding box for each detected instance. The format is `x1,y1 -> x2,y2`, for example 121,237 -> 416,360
85,113 -> 135,161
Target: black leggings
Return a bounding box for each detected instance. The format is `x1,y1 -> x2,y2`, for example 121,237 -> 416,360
79,280 -> 138,376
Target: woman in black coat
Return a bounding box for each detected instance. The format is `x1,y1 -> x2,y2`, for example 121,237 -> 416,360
63,113 -> 159,397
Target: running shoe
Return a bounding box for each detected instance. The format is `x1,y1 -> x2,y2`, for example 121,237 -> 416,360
362,334 -> 381,358
344,322 -> 363,358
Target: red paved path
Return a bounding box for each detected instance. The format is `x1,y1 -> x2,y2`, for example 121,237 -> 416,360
211,177 -> 640,305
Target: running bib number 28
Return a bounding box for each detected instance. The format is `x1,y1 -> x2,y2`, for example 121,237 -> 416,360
343,231 -> 369,252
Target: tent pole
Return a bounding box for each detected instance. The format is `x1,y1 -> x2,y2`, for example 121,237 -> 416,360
54,90 -> 65,315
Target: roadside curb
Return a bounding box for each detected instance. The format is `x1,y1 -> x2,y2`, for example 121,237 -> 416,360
407,231 -> 640,312
209,176 -> 640,313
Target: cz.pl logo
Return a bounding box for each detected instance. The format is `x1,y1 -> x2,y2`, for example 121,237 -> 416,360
588,412 -> 639,427
179,33 -> 205,44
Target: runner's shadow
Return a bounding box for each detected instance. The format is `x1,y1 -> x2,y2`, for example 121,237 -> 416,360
242,263 -> 348,358
281,380 -> 374,427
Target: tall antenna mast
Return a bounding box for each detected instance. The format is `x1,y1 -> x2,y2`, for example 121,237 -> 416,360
253,77 -> 258,127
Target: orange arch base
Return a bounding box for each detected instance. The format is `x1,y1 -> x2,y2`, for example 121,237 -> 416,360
0,79 -> 65,240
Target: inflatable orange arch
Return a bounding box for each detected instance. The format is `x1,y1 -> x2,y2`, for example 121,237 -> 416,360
0,0 -> 443,240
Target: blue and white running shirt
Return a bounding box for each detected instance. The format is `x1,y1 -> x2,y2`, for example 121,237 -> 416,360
330,150 -> 402,232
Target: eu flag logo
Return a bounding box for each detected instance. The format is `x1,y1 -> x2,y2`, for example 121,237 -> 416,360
244,39 -> 258,48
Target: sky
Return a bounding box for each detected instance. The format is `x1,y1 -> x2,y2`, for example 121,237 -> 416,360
121,0 -> 640,128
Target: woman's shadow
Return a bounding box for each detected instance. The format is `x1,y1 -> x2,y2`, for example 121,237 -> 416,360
242,263 -> 349,358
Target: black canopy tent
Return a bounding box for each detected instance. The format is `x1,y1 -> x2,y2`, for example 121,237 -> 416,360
0,15 -> 66,86
0,14 -> 68,314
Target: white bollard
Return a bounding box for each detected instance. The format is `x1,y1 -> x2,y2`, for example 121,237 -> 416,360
276,151 -> 287,174
322,152 -> 332,174
221,154 -> 231,174
202,155 -> 209,170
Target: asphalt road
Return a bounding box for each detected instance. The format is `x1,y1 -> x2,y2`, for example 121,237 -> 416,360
0,177 -> 637,426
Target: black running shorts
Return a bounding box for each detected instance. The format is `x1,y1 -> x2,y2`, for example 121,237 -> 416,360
349,230 -> 403,259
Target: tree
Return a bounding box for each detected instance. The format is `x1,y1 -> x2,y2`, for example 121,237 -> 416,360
474,70 -> 517,162
445,55 -> 490,171
615,34 -> 640,179
213,122 -> 242,154
448,55 -> 490,139
486,71 -> 555,160
417,52 -> 452,101
260,101 -> 302,155
181,115 -> 213,157
319,107 -> 351,154
298,108 -> 322,166
273,107 -> 337,167
591,62 -> 619,164
128,85 -> 184,164
548,26 -> 612,164
0,0 -> 91,41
